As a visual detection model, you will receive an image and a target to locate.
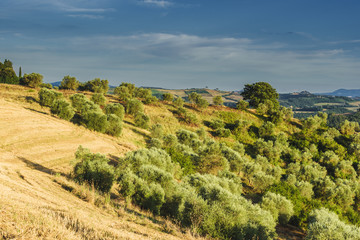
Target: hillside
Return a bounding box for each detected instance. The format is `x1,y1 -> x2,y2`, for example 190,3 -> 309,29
2,82 -> 360,240
0,85 -> 201,240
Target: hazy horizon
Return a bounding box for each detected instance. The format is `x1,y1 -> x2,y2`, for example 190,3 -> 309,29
1,0 -> 360,93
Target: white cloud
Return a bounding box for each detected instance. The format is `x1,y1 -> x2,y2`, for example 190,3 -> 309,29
140,0 -> 173,8
67,14 -> 104,19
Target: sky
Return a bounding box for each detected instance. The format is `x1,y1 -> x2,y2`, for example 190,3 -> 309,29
1,0 -> 360,93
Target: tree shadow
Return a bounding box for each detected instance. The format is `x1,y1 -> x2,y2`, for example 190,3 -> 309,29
18,157 -> 68,177
107,154 -> 121,167
24,107 -> 48,115
131,128 -> 150,139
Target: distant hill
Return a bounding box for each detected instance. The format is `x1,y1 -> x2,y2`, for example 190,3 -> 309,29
321,89 -> 360,97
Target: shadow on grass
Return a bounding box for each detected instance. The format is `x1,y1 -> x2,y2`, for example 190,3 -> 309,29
24,107 -> 48,115
18,157 -> 68,178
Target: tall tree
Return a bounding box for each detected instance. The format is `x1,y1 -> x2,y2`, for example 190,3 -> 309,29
241,82 -> 279,108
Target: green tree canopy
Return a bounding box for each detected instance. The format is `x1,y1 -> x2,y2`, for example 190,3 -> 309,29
60,75 -> 79,90
241,82 -> 279,108
20,73 -> 43,88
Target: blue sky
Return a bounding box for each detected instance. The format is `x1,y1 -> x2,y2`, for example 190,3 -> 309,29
1,0 -> 360,92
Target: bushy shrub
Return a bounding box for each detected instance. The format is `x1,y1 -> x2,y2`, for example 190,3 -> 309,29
126,99 -> 144,115
212,96 -> 223,106
20,73 -> 43,88
106,114 -> 122,137
83,78 -> 109,93
261,192 -> 294,225
214,128 -> 231,138
114,85 -> 131,101
51,99 -> 75,121
150,124 -> 164,138
209,119 -> 225,130
105,103 -> 125,120
60,75 -> 79,90
38,88 -> 63,107
83,111 -> 108,133
176,129 -> 198,146
90,93 -> 106,107
70,93 -> 101,114
306,208 -> 360,240
120,148 -> 180,176
173,97 -> 184,107
236,100 -> 249,110
259,121 -> 275,138
147,138 -> 162,149
73,146 -> 115,193
134,112 -> 150,129
162,93 -> 174,102
39,83 -> 52,89
162,134 -> 178,149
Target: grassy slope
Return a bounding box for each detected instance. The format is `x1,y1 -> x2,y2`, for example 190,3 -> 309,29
0,84 -> 303,239
0,84 -> 202,240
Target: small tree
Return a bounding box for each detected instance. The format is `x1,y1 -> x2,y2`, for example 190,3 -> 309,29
162,93 -> 174,102
173,97 -> 184,107
150,124 -> 164,138
51,99 -> 75,121
90,93 -> 106,107
260,192 -> 294,225
106,114 -> 123,137
114,85 -> 131,101
126,99 -> 144,115
38,88 -> 63,107
236,100 -> 249,110
20,73 -> 43,88
60,75 -> 79,90
105,103 -> 125,120
83,111 -> 108,133
135,112 -> 150,129
73,146 -> 115,193
213,96 -> 223,106
84,78 -> 109,93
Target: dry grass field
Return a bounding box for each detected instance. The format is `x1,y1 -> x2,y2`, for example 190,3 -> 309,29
0,85 -> 204,240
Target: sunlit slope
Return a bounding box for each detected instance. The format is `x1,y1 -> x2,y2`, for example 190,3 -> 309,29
0,99 -> 196,240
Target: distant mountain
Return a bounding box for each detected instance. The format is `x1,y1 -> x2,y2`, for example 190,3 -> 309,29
50,81 -> 61,87
321,89 -> 360,97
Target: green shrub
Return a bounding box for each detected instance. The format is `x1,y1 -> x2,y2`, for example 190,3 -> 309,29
236,100 -> 249,110
162,93 -> 174,102
114,85 -> 131,101
106,114 -> 122,137
39,83 -> 52,89
83,111 -> 108,133
38,88 -> 63,107
260,192 -> 294,225
150,124 -> 164,138
147,138 -> 162,149
60,75 -> 79,90
214,128 -> 231,138
212,96 -> 223,106
120,148 -> 180,176
105,103 -> 125,120
134,112 -> 150,129
173,97 -> 184,107
83,78 -> 109,93
306,208 -> 360,240
209,119 -> 225,130
73,146 -> 115,193
90,93 -> 106,107
176,129 -> 198,146
162,134 -> 178,149
20,73 -> 43,88
70,93 -> 101,114
51,99 -> 75,121
126,99 -> 144,115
